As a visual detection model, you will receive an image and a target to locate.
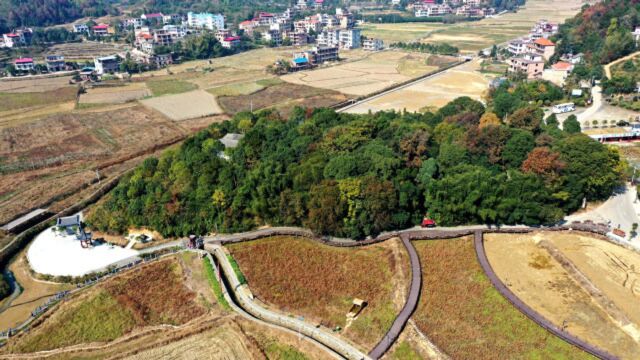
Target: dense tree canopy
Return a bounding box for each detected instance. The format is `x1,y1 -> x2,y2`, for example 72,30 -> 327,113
87,96 -> 625,239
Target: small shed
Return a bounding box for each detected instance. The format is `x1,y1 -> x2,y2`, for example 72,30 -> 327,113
219,133 -> 244,149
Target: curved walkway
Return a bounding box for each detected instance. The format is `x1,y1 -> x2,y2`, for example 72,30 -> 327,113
472,230 -> 617,360
209,244 -> 368,360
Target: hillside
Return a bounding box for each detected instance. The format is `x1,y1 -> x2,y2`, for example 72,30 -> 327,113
86,95 -> 625,239
554,0 -> 640,65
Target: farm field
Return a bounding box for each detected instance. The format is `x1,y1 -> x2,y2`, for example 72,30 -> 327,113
2,255 -> 209,353
0,76 -> 74,93
412,237 -> 593,360
281,50 -> 441,96
0,105 -> 188,225
218,82 -> 351,117
46,41 -> 126,61
485,232 -> 640,360
79,82 -> 151,105
361,0 -> 584,52
227,236 -> 411,350
345,58 -> 488,113
140,89 -> 223,121
0,87 -> 78,112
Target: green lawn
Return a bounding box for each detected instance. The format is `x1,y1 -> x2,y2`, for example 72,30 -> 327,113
146,79 -> 198,96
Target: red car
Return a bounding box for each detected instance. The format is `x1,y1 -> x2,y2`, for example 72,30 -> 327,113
421,218 -> 436,228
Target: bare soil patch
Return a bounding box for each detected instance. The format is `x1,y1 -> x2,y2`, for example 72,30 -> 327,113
413,237 -> 592,360
218,83 -> 350,117
46,41 -> 123,61
0,76 -> 74,93
227,236 -> 410,350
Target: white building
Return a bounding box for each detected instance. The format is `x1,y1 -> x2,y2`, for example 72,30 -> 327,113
634,27 -> 640,45
317,29 -> 341,48
339,28 -> 361,49
415,4 -> 452,17
507,38 -> 532,56
363,38 -> 384,51
187,12 -> 224,30
94,55 -> 120,75
73,23 -> 89,34
14,57 -> 34,72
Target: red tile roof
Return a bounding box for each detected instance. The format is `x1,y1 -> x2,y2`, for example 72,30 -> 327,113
145,13 -> 164,18
534,38 -> 555,46
552,62 -> 572,71
224,36 -> 241,41
93,24 -> 109,30
15,58 -> 33,64
5,33 -> 19,37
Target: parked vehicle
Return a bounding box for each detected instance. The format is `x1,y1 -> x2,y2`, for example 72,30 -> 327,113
552,102 -> 575,114
421,218 -> 436,228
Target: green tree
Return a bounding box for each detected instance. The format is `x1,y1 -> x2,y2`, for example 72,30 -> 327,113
563,115 -> 581,133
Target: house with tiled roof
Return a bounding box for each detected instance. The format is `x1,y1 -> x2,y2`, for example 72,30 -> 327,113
529,38 -> 555,60
14,57 -> 34,72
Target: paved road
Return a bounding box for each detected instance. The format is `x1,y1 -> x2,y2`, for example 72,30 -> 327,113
210,244 -> 371,360
576,86 -> 603,124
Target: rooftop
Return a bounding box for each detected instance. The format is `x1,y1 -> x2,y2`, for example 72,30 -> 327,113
534,38 -> 555,46
552,62 -> 573,71
220,133 -> 245,148
15,57 -> 33,64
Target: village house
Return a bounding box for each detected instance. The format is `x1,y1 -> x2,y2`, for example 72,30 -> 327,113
73,23 -> 89,34
45,55 -> 66,72
339,28 -> 361,49
221,36 -> 241,49
94,55 -> 120,75
560,52 -> 583,65
285,31 -> 308,46
529,37 -> 555,61
530,19 -> 558,40
508,52 -> 544,79
14,57 -> 34,72
92,24 -> 113,37
507,38 -> 532,56
2,29 -> 31,48
415,4 -> 452,17
363,38 -> 384,51
141,13 -> 164,22
634,27 -> 640,45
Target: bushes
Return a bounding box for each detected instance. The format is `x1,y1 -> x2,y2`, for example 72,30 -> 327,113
202,257 -> 231,311
227,255 -> 246,285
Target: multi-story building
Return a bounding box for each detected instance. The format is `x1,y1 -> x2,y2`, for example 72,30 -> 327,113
508,53 -> 544,79
295,0 -> 308,10
14,57 -> 34,72
339,28 -> 361,49
239,20 -> 258,34
124,18 -> 144,28
187,12 -> 225,30
507,38 -> 532,56
530,20 -> 558,39
45,55 -> 65,72
363,38 -> 384,51
317,29 -> 340,47
285,31 -> 308,46
153,29 -> 175,46
141,13 -> 164,22
94,55 -> 120,75
256,12 -> 276,26
529,38 -> 555,61
2,29 -> 31,48
308,46 -> 339,64
263,29 -> 282,46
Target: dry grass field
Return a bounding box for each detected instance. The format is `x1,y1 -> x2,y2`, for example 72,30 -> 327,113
140,90 -> 223,121
227,236 -> 411,350
485,232 -> 640,360
0,76 -> 74,93
0,105 -> 188,224
3,256 -> 208,353
412,237 -> 593,360
0,87 -> 78,112
79,83 -> 151,105
218,82 -> 351,117
346,58 -> 488,113
281,50 -> 439,96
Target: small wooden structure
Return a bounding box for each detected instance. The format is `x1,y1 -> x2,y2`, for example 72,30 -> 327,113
346,298 -> 367,320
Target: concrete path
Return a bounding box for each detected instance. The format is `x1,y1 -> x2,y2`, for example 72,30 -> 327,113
209,244 -> 370,360
576,86 -> 603,124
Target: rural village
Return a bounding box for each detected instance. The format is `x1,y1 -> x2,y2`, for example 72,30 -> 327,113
1,0 -> 640,359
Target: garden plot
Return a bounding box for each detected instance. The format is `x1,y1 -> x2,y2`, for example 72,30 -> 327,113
281,51 -> 437,96
140,89 -> 223,121
27,227 -> 139,277
485,232 -> 640,360
79,83 -> 151,105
